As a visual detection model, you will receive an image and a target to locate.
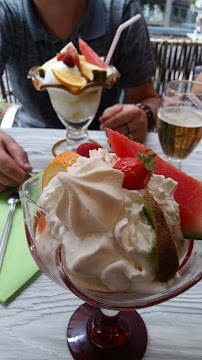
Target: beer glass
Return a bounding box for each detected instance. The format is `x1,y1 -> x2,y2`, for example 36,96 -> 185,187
157,80 -> 202,170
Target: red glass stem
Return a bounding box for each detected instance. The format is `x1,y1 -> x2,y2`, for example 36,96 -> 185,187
87,308 -> 129,349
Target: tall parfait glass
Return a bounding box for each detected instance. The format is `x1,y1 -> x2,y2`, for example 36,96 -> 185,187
27,14 -> 143,156
28,65 -> 120,155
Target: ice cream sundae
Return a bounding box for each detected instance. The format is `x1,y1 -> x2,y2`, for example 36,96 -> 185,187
35,40 -> 118,121
28,39 -> 120,154
19,130 -> 201,360
36,139 -> 186,295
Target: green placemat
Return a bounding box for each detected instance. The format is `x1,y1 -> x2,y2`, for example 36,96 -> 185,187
0,189 -> 41,306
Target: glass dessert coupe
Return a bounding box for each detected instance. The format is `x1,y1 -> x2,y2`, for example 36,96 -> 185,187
28,66 -> 120,156
19,172 -> 202,360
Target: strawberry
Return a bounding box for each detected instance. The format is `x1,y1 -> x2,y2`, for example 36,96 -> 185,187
77,143 -> 102,158
62,53 -> 75,67
113,150 -> 156,190
65,45 -> 80,69
57,53 -> 65,61
57,45 -> 81,69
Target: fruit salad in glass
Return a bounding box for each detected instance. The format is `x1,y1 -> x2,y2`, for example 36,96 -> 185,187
28,39 -> 120,155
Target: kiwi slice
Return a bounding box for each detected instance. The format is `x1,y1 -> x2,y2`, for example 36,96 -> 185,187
38,56 -> 57,77
143,190 -> 179,283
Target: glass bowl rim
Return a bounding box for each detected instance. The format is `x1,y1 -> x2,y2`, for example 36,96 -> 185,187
28,65 -> 121,95
165,79 -> 202,96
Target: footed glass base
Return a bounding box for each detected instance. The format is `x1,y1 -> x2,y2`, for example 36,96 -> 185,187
166,157 -> 182,171
52,138 -> 101,156
67,303 -> 147,360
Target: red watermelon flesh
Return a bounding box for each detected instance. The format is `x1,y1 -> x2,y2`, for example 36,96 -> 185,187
107,128 -> 202,240
78,38 -> 107,69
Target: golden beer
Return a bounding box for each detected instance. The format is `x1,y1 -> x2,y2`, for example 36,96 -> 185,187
158,106 -> 202,160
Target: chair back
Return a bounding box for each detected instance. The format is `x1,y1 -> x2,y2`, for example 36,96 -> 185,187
151,37 -> 202,96
0,68 -> 16,103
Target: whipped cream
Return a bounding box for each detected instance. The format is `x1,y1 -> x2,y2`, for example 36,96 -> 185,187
39,149 -> 184,293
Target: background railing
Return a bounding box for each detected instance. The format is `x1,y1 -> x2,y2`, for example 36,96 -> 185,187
0,68 -> 17,103
151,37 -> 202,95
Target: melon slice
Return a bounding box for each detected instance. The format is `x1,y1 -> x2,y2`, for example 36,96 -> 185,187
78,38 -> 107,69
60,41 -> 77,54
80,61 -> 107,82
106,128 -> 202,240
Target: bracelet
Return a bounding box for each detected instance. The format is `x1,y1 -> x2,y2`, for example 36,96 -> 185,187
135,103 -> 154,131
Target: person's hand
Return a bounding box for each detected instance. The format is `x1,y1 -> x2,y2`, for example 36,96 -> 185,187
0,130 -> 32,192
99,104 -> 148,143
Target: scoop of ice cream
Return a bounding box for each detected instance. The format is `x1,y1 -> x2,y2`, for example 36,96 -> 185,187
42,61 -> 81,85
39,149 -> 184,292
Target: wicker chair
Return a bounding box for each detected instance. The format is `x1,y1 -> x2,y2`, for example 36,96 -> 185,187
0,68 -> 17,103
150,37 -> 202,96
0,68 -> 20,128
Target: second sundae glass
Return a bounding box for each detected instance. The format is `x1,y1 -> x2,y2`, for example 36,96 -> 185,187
19,173 -> 202,360
28,66 -> 120,155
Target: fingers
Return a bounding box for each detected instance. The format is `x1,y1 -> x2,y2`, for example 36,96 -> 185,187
6,140 -> 32,171
99,104 -> 148,143
99,104 -> 123,125
114,120 -> 136,136
99,104 -> 125,129
0,149 -> 30,188
0,131 -> 32,191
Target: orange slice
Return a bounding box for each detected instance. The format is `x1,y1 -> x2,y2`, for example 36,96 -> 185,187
52,69 -> 87,88
42,151 -> 80,190
37,214 -> 46,235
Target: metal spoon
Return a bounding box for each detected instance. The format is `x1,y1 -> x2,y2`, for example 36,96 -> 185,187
0,191 -> 20,270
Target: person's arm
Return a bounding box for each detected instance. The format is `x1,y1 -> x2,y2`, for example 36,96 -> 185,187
99,81 -> 159,143
0,130 -> 32,192
99,0 -> 159,143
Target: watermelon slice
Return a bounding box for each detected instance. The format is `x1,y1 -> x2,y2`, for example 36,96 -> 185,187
106,128 -> 202,240
78,38 -> 107,70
